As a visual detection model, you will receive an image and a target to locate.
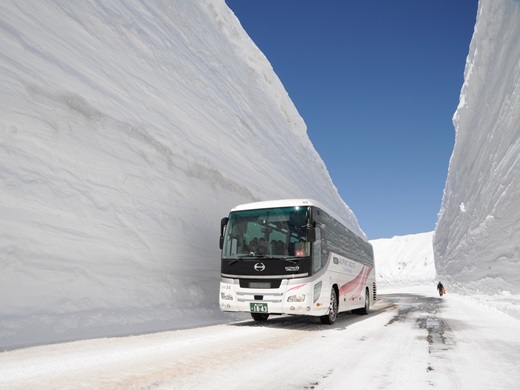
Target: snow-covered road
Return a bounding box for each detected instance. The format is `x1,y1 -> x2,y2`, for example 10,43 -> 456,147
1,289 -> 519,389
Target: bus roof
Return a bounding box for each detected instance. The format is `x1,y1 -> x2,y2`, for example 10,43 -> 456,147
230,199 -> 327,212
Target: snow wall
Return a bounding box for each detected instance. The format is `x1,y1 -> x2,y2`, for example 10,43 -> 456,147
434,0 -> 520,300
0,0 -> 363,349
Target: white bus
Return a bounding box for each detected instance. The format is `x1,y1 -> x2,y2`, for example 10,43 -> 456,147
219,199 -> 376,324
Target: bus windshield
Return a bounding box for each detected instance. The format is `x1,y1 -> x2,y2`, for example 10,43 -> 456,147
222,206 -> 311,259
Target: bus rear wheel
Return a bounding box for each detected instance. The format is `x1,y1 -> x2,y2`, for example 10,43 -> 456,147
354,288 -> 370,315
320,288 -> 338,325
251,313 -> 269,321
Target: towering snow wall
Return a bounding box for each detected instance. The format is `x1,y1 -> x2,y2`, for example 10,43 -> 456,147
0,0 -> 363,348
434,0 -> 520,296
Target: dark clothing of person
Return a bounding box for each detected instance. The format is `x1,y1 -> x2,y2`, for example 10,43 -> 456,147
437,282 -> 445,296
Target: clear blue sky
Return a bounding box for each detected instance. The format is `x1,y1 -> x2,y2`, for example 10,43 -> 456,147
226,0 -> 478,239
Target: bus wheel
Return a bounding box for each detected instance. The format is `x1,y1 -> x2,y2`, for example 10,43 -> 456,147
354,288 -> 370,315
360,288 -> 370,314
251,313 -> 269,321
320,288 -> 338,325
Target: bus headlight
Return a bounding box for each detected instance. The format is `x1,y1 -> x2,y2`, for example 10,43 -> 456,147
221,292 -> 233,301
287,294 -> 306,302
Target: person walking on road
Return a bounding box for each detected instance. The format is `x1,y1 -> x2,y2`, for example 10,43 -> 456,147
437,281 -> 445,296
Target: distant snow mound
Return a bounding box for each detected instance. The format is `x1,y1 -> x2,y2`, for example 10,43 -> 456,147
371,231 -> 436,289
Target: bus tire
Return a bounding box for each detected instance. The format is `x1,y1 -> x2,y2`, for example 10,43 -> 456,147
251,313 -> 269,321
320,288 -> 338,325
361,288 -> 370,314
353,288 -> 370,315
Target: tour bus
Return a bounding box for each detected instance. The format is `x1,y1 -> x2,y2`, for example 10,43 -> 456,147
219,199 -> 376,324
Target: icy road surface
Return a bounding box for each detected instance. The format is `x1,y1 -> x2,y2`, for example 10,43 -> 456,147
1,290 -> 519,390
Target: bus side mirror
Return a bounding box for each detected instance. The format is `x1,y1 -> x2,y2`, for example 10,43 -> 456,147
219,217 -> 229,249
306,223 -> 317,243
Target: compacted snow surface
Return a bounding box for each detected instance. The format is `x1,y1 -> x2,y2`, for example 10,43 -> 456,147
1,286 -> 519,389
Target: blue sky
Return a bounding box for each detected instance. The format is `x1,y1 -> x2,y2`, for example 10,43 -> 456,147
226,0 -> 478,239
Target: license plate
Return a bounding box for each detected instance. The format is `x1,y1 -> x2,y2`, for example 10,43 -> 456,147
250,302 -> 268,313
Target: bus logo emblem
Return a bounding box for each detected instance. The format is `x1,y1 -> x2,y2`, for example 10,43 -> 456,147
254,263 -> 266,272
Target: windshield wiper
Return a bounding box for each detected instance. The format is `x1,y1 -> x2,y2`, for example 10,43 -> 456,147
228,255 -> 248,265
281,257 -> 299,265
228,253 -> 275,265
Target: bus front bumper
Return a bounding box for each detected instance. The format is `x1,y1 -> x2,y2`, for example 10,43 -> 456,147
219,278 -> 329,317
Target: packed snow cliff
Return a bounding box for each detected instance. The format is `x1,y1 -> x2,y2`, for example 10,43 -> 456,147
0,0 -> 363,349
434,0 -> 520,317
